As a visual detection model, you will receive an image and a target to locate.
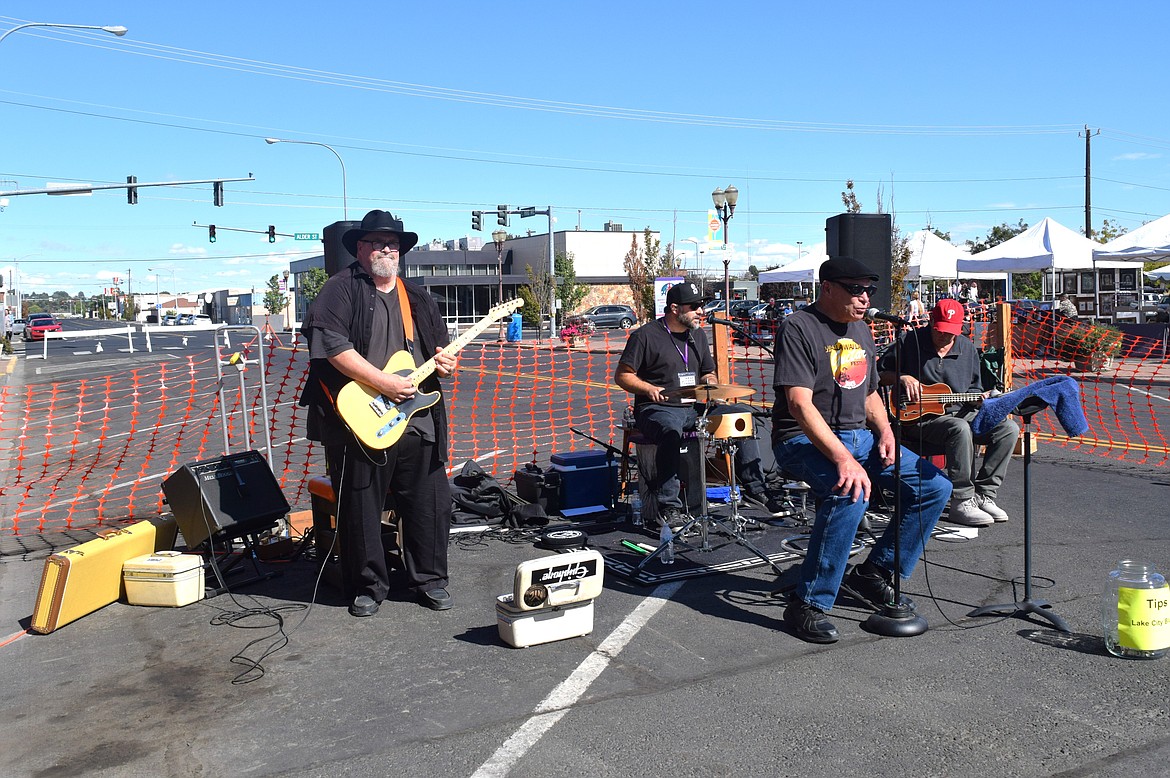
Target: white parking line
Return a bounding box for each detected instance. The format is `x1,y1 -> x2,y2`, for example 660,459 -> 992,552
470,580 -> 685,778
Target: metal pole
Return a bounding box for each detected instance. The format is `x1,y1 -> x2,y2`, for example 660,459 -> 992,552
548,207 -> 557,339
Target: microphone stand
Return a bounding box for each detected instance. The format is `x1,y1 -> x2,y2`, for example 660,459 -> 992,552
709,317 -> 774,358
863,325 -> 928,637
568,426 -> 622,512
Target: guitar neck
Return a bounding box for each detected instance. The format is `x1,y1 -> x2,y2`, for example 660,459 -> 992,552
932,393 -> 984,404
405,303 -> 517,385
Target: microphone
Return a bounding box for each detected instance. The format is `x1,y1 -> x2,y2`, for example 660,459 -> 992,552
708,317 -> 743,328
864,308 -> 910,327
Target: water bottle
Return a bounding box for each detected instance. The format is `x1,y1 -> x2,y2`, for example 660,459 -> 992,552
1103,560 -> 1170,660
630,491 -> 643,527
659,521 -> 675,565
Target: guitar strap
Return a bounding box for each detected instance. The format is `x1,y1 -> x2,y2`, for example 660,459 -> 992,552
396,280 -> 415,352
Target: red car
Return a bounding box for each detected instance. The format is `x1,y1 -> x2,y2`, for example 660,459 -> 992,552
25,315 -> 62,341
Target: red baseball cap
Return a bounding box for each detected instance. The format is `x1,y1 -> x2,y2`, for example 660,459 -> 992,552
930,299 -> 965,335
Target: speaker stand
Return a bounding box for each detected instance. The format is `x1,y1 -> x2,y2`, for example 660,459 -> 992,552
202,527 -> 281,597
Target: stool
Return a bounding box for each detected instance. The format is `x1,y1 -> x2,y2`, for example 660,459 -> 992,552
308,475 -> 340,563
306,475 -> 401,569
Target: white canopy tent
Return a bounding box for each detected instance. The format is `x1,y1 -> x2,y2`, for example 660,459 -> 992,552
1096,212 -> 1170,261
758,249 -> 828,284
956,216 -> 1144,318
906,230 -> 972,280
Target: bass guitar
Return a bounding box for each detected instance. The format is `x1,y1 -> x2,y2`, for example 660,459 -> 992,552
335,298 -> 523,449
887,381 -> 984,423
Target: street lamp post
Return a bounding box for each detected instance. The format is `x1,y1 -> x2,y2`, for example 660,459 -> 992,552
282,269 -> 292,329
492,229 -> 507,341
148,268 -> 160,324
264,138 -> 348,219
712,185 -> 739,307
0,22 -> 127,46
795,240 -> 803,298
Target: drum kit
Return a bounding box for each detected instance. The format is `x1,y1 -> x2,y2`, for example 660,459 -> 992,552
633,383 -> 788,575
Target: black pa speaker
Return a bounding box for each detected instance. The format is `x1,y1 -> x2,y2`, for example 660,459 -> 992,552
162,451 -> 290,548
323,220 -> 361,277
825,213 -> 893,313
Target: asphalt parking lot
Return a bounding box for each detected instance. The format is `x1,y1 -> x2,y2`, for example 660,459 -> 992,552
2,438 -> 1169,777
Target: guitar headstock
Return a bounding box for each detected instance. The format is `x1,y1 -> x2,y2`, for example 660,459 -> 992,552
491,298 -> 524,316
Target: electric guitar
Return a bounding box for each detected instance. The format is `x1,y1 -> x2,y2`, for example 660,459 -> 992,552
335,299 -> 523,449
887,382 -> 985,424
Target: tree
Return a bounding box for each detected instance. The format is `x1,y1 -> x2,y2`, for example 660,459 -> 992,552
746,264 -> 761,282
931,227 -> 952,242
967,220 -> 1038,298
518,263 -> 554,334
263,274 -> 288,317
299,268 -> 328,308
1094,218 -> 1128,243
555,250 -> 590,315
841,180 -> 862,214
965,220 -> 1028,254
623,228 -> 666,321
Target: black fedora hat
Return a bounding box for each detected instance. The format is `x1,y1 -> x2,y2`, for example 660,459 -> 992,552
342,210 -> 419,256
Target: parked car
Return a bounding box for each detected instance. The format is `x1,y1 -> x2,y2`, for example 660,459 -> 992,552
701,300 -> 727,316
193,314 -> 211,325
577,304 -> 636,330
10,318 -> 27,338
25,315 -> 63,341
176,313 -> 194,325
1006,299 -> 1054,323
728,299 -> 760,319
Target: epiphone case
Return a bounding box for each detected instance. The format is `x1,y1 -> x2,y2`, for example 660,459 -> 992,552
31,516 -> 178,634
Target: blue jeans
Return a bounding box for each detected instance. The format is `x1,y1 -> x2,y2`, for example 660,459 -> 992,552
774,429 -> 951,612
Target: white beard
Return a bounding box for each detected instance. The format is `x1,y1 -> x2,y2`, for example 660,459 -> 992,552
370,253 -> 399,281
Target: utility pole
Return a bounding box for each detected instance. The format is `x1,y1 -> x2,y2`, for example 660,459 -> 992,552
1080,125 -> 1100,238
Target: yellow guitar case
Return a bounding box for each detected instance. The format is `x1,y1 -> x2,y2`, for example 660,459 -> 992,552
31,516 -> 179,634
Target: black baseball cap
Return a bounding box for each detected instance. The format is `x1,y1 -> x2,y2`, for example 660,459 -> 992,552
666,282 -> 708,307
819,256 -> 880,282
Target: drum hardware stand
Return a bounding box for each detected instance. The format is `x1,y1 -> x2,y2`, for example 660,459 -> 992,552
634,399 -> 785,576
968,398 -> 1069,632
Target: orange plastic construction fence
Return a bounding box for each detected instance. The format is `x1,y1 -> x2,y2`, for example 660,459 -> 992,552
1,316 -> 1165,545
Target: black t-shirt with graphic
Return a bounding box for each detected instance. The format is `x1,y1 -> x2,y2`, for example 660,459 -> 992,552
771,305 -> 878,443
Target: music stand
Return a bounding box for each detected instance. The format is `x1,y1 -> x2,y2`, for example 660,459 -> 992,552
968,397 -> 1070,632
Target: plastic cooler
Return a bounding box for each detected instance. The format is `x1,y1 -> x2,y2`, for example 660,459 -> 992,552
550,450 -> 618,511
122,551 -> 205,607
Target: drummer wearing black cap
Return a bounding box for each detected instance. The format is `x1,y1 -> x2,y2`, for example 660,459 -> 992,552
615,282 -> 787,528
771,257 -> 951,643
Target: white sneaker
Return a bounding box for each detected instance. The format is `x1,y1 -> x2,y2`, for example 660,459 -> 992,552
948,496 -> 994,527
976,494 -> 1009,522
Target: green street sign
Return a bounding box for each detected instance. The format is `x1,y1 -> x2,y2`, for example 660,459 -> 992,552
294,232 -> 320,241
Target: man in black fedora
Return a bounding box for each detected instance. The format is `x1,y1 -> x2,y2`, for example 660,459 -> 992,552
300,209 -> 458,616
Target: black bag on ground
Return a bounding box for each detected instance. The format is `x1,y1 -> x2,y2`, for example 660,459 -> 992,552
449,459 -> 519,526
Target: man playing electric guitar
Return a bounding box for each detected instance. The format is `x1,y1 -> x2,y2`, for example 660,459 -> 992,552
300,210 -> 458,617
878,299 -> 1019,527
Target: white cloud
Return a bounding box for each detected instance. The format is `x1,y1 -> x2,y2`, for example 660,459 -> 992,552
1112,152 -> 1161,161
169,244 -> 208,256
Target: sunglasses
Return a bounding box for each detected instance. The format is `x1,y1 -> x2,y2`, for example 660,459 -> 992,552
359,239 -> 400,251
831,280 -> 879,297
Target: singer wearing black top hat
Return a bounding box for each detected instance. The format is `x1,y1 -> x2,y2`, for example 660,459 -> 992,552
771,257 -> 951,643
615,282 -> 787,528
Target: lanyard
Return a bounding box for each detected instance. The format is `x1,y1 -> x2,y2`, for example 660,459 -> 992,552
663,321 -> 687,368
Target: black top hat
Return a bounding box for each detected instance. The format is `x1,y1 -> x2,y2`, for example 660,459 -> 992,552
342,210 -> 420,256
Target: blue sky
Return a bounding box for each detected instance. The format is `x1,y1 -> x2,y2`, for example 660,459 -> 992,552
3,1 -> 1169,301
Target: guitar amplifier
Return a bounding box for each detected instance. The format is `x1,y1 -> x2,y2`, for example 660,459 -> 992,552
162,451 -> 289,548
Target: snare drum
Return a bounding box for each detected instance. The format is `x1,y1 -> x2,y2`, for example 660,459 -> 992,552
705,412 -> 753,439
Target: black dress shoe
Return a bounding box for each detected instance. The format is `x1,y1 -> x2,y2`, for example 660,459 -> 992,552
783,600 -> 839,644
349,595 -> 379,617
842,561 -> 916,611
418,588 -> 453,611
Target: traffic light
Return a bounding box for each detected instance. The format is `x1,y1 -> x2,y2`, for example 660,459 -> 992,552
208,225 -> 217,243
127,175 -> 138,205
213,181 -> 224,207
471,210 -> 483,231
497,205 -> 509,227
268,225 -> 276,243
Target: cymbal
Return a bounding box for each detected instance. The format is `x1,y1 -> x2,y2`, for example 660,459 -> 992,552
666,383 -> 755,401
